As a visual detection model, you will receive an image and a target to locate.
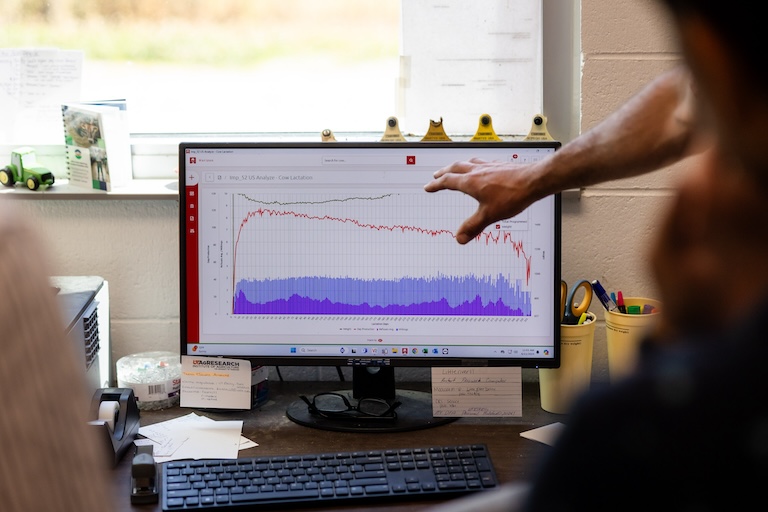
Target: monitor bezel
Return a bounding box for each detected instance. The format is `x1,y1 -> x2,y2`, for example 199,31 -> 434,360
179,141 -> 562,370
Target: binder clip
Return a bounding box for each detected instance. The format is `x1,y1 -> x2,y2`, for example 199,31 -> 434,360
524,114 -> 554,141
420,118 -> 452,142
88,387 -> 141,466
380,116 -> 407,142
321,128 -> 337,142
470,114 -> 501,142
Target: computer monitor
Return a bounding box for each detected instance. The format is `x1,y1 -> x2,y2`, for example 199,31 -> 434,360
180,141 -> 561,432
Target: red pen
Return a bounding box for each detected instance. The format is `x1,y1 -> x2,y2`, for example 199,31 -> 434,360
617,291 -> 627,314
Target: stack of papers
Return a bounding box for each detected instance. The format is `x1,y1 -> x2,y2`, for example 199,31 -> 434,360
135,412 -> 257,463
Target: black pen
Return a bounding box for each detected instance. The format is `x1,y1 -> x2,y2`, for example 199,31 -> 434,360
591,279 -> 618,312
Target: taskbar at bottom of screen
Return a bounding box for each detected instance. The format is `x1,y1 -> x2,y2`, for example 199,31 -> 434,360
186,344 -> 555,360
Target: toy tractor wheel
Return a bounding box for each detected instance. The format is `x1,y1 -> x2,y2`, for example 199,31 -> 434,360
26,176 -> 40,191
0,167 -> 14,187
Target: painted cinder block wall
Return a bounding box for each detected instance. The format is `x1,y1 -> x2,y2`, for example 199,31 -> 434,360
10,0 -> 694,385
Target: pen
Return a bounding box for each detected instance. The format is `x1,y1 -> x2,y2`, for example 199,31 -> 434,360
627,305 -> 641,314
591,280 -> 618,312
577,312 -> 587,325
616,291 -> 627,314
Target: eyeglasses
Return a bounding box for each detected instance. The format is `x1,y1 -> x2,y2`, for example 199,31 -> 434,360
299,392 -> 401,420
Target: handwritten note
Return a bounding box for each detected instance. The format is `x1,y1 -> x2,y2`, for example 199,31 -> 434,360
431,367 -> 522,417
181,356 -> 252,409
0,48 -> 83,144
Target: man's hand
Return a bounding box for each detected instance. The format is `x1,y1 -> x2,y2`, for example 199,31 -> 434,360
424,158 -> 542,244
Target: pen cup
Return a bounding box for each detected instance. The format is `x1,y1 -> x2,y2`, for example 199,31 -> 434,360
604,297 -> 661,382
539,312 -> 596,414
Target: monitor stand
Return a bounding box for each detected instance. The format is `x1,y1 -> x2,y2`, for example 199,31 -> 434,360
286,367 -> 458,433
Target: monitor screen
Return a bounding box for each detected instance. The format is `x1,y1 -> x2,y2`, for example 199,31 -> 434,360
180,141 -> 561,431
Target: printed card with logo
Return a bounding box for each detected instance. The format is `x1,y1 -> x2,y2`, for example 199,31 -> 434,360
181,356 -> 252,409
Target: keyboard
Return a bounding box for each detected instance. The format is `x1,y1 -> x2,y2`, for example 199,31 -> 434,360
160,444 -> 499,510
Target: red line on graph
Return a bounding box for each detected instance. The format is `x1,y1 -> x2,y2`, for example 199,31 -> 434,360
475,231 -> 533,284
233,208 -> 533,291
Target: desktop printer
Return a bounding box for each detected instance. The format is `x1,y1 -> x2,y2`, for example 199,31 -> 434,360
54,276 -> 111,392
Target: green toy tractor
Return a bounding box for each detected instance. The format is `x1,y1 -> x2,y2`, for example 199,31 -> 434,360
1,147 -> 55,191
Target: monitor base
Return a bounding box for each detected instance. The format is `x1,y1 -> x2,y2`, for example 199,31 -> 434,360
286,389 -> 458,433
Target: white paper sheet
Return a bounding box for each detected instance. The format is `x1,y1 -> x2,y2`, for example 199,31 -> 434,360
519,422 -> 565,446
0,48 -> 83,144
137,412 -> 252,463
399,0 -> 542,135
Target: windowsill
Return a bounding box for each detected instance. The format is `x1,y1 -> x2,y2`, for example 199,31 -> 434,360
0,178 -> 179,199
0,131 -> 522,200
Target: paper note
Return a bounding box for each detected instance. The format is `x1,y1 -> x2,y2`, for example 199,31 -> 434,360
431,367 -> 522,417
399,0 -> 542,135
181,356 -> 252,409
0,48 -> 83,144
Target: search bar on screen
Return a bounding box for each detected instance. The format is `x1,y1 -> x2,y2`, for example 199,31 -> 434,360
321,156 -> 411,166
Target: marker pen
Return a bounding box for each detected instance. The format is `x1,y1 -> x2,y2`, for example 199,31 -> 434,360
591,279 -> 618,312
627,305 -> 641,314
616,291 -> 627,314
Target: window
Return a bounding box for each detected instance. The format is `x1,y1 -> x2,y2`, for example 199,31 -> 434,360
3,1 -> 550,181
5,1 -> 400,135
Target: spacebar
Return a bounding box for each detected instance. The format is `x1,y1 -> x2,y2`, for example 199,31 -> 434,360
230,489 -> 319,503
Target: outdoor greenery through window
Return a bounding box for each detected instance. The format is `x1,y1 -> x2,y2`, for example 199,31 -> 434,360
4,0 -> 401,135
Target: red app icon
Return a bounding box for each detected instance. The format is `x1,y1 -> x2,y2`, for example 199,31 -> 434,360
406,156 -> 416,165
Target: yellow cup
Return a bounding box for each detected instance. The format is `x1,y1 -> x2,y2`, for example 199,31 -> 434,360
539,312 -> 596,414
604,297 -> 661,382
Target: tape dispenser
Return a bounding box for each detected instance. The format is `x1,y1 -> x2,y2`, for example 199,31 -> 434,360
89,387 -> 141,466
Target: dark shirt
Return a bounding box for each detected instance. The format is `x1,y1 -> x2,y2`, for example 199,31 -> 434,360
523,301 -> 768,511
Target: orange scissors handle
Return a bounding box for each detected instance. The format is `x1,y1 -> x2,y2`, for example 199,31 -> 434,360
562,279 -> 593,325
560,280 -> 567,323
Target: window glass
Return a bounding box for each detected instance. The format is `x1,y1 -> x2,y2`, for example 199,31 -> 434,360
5,0 -> 400,134
4,0 -> 546,150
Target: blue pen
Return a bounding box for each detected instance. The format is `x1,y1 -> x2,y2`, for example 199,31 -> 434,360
591,279 -> 618,312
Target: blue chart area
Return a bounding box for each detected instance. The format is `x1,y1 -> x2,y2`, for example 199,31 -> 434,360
234,275 -> 531,316
229,191 -> 533,317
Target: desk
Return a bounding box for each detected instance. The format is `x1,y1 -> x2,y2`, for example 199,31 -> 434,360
111,380 -> 560,512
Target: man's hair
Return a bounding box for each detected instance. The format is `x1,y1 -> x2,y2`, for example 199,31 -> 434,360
659,0 -> 768,90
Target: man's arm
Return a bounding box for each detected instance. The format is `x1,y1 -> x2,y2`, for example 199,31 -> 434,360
424,66 -> 702,244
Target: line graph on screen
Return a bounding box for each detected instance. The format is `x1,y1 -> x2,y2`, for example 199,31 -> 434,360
227,191 -> 534,317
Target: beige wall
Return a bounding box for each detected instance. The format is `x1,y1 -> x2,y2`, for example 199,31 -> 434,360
573,0 -> 693,382
10,1 -> 693,385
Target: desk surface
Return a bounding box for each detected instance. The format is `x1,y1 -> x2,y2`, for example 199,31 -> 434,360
111,380 -> 560,512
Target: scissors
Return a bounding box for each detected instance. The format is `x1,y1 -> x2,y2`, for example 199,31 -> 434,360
560,279 -> 593,325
